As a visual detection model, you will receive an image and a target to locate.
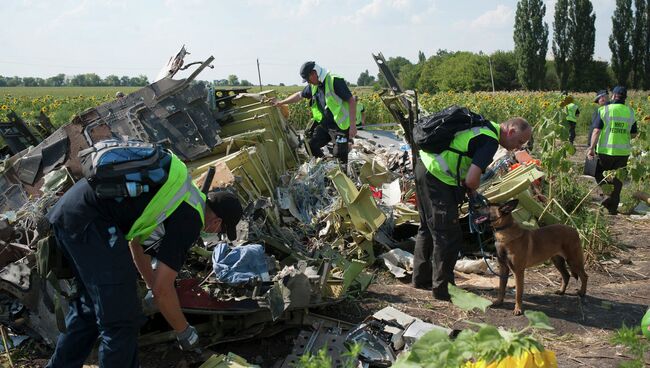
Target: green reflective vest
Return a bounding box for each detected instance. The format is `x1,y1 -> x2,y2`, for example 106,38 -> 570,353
596,103 -> 634,156
356,102 -> 365,126
125,152 -> 206,242
310,73 -> 351,130
420,122 -> 500,186
565,103 -> 578,123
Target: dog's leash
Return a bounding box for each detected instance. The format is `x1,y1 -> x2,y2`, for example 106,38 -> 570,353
467,194 -> 501,277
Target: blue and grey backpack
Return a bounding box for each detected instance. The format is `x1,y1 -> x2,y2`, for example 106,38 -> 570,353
78,138 -> 170,198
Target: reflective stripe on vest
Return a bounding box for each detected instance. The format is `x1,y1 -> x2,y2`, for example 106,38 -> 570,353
420,123 -> 500,186
310,89 -> 323,123
566,103 -> 578,122
310,73 -> 350,130
356,102 -> 364,126
125,152 -> 206,242
596,104 -> 634,156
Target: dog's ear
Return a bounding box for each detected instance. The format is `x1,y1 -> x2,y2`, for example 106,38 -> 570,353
498,199 -> 519,214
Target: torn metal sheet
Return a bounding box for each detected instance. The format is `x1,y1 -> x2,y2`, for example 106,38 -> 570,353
403,320 -> 450,345
15,146 -> 42,185
15,129 -> 69,186
282,324 -> 353,368
75,80 -> 220,160
0,185 -> 28,213
39,130 -> 69,175
379,179 -> 401,206
379,249 -> 414,278
0,261 -> 31,290
329,168 -> 386,239
359,159 -> 395,187
347,322 -> 396,366
199,353 -> 260,368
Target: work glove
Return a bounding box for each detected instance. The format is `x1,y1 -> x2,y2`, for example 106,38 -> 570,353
468,193 -> 490,225
469,193 -> 489,210
142,289 -> 158,316
305,120 -> 317,139
176,324 -> 200,351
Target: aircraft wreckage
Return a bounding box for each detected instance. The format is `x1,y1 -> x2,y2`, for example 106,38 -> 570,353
0,48 -> 558,366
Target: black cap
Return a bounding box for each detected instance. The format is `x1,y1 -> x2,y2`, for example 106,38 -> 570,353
612,86 -> 627,98
206,191 -> 242,241
594,89 -> 608,103
299,61 -> 315,82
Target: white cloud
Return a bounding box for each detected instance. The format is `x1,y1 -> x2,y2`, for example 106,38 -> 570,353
468,4 -> 513,30
244,0 -> 322,19
336,0 -> 435,25
51,1 -> 88,27
295,0 -> 321,17
342,0 -> 385,24
411,3 -> 437,25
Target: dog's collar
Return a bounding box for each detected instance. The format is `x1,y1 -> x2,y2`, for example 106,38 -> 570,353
493,222 -> 514,232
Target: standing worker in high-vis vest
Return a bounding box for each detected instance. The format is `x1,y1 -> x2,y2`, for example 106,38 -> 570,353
587,86 -> 638,215
273,61 -> 356,163
564,96 -> 580,145
413,117 -> 531,301
45,148 -> 243,368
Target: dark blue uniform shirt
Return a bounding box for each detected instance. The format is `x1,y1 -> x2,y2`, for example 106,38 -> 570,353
591,100 -> 638,133
301,77 -> 352,131
467,135 -> 499,171
47,178 -> 202,272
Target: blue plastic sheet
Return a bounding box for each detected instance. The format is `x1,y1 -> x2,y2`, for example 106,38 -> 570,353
212,243 -> 269,284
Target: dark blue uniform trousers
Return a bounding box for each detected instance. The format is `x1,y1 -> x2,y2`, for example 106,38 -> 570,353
412,159 -> 464,296
46,219 -> 142,368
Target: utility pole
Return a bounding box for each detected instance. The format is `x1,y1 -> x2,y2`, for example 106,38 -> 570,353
488,55 -> 495,93
256,58 -> 263,92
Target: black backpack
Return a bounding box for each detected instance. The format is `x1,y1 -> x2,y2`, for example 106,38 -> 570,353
413,105 -> 496,154
79,138 -> 170,198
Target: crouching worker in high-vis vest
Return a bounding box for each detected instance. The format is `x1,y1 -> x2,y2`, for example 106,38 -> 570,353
272,61 -> 357,164
413,117 -> 532,300
45,142 -> 243,368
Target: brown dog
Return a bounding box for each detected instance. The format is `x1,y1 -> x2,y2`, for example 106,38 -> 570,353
489,199 -> 588,315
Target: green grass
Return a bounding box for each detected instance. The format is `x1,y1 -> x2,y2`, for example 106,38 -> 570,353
0,86 -> 140,97
610,325 -> 649,368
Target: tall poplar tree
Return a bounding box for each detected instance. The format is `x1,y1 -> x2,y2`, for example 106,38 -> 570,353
514,0 -> 549,90
553,0 -> 571,91
644,0 -> 650,88
631,0 -> 646,88
569,0 -> 596,90
610,0 -> 634,85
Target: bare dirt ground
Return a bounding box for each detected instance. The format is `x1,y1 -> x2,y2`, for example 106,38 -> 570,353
340,214 -> 650,368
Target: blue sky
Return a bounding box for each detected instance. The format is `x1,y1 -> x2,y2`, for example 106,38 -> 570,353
1,0 -> 617,85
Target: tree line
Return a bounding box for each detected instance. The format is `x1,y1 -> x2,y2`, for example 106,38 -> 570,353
0,73 -> 258,88
0,73 -> 149,87
359,0 -> 650,92
357,49 -> 610,93
213,75 -> 253,87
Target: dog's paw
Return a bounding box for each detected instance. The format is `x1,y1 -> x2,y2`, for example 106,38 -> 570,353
492,299 -> 504,307
513,307 -> 523,316
554,290 -> 565,295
